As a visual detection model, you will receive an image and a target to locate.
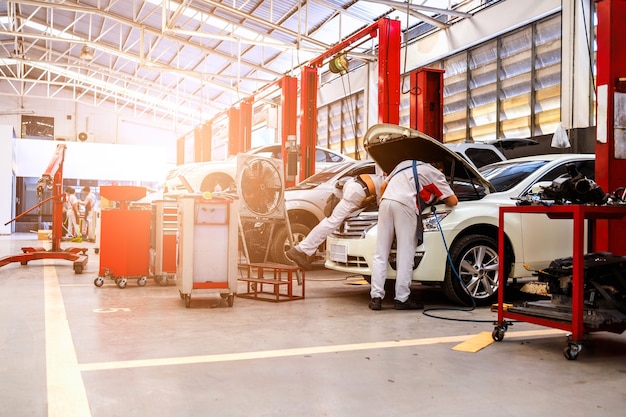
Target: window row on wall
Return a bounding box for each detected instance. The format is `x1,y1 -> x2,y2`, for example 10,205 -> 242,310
436,13 -> 562,143
316,12 -> 562,157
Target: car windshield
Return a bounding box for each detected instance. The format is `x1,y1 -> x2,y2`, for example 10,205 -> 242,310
479,160 -> 550,192
289,162 -> 355,189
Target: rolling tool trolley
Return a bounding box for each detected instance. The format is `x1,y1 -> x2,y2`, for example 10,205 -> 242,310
94,185 -> 151,289
150,199 -> 178,286
176,194 -> 239,308
493,204 -> 626,360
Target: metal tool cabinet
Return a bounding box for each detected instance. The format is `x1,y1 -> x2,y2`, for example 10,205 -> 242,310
176,195 -> 239,308
493,204 -> 626,359
150,199 -> 178,286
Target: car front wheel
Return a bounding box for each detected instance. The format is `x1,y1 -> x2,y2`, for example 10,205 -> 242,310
271,223 -> 311,264
443,234 -> 502,306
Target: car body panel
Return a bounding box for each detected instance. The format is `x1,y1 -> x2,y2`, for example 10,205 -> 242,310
164,144 -> 355,195
285,160 -> 376,224
363,123 -> 494,192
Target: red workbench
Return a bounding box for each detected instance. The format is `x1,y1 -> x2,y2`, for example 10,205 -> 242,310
493,204 -> 626,359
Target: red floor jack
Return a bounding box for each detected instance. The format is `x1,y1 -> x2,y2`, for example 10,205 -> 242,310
0,144 -> 88,274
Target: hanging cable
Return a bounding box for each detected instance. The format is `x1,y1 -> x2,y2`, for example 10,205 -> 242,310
336,59 -> 361,160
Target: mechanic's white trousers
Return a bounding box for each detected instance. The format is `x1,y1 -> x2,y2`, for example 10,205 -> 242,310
297,181 -> 366,256
67,211 -> 79,237
370,199 -> 418,303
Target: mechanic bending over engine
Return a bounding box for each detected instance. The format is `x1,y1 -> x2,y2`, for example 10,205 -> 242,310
286,171 -> 385,270
369,160 -> 458,311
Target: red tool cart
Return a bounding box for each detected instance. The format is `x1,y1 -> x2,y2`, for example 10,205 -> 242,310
150,199 -> 178,286
94,185 -> 151,289
493,204 -> 626,360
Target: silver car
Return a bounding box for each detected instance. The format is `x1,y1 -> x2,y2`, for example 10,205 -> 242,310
164,144 -> 355,194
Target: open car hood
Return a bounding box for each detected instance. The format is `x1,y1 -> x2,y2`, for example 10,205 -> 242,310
364,124 -> 494,193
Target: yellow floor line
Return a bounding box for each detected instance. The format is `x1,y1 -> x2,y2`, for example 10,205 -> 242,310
453,328 -> 567,353
44,262 -> 92,417
452,331 -> 495,352
79,328 -> 567,372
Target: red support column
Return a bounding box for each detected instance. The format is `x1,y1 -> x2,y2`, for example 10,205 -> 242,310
176,136 -> 185,165
595,0 -> 626,254
377,18 -> 401,124
240,97 -> 254,153
193,126 -> 202,162
198,121 -> 212,162
300,66 -> 318,180
281,76 -> 298,187
410,68 -> 445,141
227,107 -> 241,157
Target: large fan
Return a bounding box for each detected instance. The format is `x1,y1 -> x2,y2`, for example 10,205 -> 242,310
237,154 -> 285,219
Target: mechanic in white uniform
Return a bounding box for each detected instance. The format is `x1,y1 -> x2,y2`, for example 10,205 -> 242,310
369,160 -> 458,310
287,173 -> 385,270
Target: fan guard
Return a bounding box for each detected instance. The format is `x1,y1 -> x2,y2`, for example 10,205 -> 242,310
236,155 -> 285,218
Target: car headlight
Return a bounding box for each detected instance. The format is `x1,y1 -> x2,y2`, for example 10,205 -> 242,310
422,209 -> 450,232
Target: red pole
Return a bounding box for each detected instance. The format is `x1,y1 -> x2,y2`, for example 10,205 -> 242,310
377,18 -> 401,124
300,66 -> 318,180
281,76 -> 298,187
594,0 -> 626,254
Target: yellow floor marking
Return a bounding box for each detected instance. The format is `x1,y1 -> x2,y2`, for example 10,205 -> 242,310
452,328 -> 567,353
345,279 -> 370,285
452,331 -> 495,352
44,263 -> 92,417
79,328 -> 567,372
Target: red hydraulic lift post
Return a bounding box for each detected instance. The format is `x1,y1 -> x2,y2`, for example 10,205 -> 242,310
300,65 -> 318,180
376,18 -> 401,124
281,76 -> 298,187
199,121 -> 212,162
410,68 -> 445,141
240,97 -> 254,153
227,107 -> 242,156
594,0 -> 626,254
176,136 -> 185,165
194,122 -> 213,162
297,17 -> 401,180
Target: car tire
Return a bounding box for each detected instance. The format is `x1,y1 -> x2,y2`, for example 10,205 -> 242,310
443,234 -> 503,306
271,223 -> 312,265
200,173 -> 235,193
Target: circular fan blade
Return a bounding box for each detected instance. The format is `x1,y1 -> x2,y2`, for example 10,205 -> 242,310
239,158 -> 283,216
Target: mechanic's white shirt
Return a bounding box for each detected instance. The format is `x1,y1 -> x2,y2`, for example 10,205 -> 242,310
382,160 -> 455,210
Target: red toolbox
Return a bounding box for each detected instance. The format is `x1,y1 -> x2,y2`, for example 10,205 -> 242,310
94,186 -> 151,289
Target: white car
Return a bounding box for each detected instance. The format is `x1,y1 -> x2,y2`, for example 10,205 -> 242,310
163,144 -> 355,194
324,123 -> 596,306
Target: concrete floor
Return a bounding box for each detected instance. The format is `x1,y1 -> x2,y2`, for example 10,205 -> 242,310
1,233 -> 625,417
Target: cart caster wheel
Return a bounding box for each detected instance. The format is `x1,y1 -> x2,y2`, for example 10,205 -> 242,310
227,294 -> 234,307
115,277 -> 121,285
137,277 -> 147,287
20,261 -> 28,265
117,278 -> 127,289
156,276 -> 168,286
184,294 -> 191,308
94,277 -> 104,287
492,327 -> 505,342
564,343 -> 582,360
179,291 -> 184,300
